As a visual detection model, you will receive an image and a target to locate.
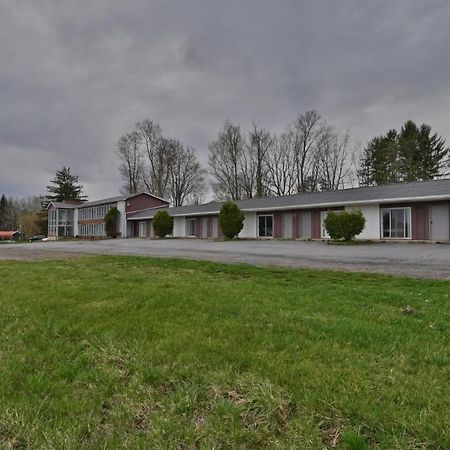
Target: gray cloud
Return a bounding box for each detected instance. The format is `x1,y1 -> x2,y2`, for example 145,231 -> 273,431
1,0 -> 449,198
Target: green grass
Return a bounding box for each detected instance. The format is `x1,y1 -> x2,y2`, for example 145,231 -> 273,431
0,256 -> 448,449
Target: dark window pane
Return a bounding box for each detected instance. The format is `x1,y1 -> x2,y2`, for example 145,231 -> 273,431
405,209 -> 411,238
382,210 -> 390,238
258,216 -> 266,237
266,216 -> 273,237
188,219 -> 196,236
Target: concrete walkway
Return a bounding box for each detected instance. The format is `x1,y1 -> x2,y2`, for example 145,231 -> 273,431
1,239 -> 449,279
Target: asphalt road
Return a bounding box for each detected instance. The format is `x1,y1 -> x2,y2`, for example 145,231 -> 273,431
1,238 -> 450,279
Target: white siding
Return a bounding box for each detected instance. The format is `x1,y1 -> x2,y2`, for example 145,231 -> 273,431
117,200 -> 127,237
239,212 -> 257,238
345,204 -> 380,239
173,216 -> 186,237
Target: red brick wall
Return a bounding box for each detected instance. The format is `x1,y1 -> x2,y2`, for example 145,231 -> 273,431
126,194 -> 169,213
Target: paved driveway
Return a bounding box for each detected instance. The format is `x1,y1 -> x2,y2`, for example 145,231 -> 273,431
1,239 -> 449,279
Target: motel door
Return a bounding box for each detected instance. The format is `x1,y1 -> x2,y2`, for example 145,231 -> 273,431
430,205 -> 449,240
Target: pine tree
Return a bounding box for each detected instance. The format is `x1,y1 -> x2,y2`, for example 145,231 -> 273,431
0,196 -> 17,230
414,124 -> 448,180
44,167 -> 87,205
358,131 -> 400,186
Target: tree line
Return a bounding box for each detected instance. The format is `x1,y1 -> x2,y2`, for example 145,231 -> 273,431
0,194 -> 44,235
117,112 -> 449,204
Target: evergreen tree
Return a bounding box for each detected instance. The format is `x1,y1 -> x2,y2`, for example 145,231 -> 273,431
358,131 -> 400,186
152,210 -> 173,238
0,195 -> 17,230
44,167 -> 87,205
358,121 -> 449,185
218,201 -> 244,239
400,122 -> 448,181
105,207 -> 120,238
0,194 -> 8,229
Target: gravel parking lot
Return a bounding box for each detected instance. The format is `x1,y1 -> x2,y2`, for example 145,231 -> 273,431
1,238 -> 449,279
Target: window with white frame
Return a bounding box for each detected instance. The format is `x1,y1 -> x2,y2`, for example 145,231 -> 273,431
320,211 -> 329,238
381,207 -> 411,239
79,222 -> 106,236
57,209 -> 74,237
78,203 -> 115,221
48,209 -> 57,236
186,218 -> 196,237
258,215 -> 273,238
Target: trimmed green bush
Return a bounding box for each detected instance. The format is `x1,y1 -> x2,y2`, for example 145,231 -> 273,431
105,207 -> 120,238
324,210 -> 366,241
218,201 -> 244,239
153,210 -> 173,238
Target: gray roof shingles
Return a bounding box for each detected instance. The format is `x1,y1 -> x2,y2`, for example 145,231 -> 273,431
127,179 -> 450,220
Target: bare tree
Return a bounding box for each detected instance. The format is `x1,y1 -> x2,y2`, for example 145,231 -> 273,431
317,128 -> 352,190
116,131 -> 144,194
266,134 -> 296,196
168,140 -> 206,206
241,123 -> 273,198
209,121 -> 244,200
291,110 -> 325,193
136,119 -> 174,198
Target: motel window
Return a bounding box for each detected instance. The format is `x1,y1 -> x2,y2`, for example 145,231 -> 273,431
56,209 -> 74,237
258,215 -> 273,238
381,207 -> 411,239
186,218 -> 196,237
78,203 -> 115,221
139,221 -> 146,238
48,209 -> 57,236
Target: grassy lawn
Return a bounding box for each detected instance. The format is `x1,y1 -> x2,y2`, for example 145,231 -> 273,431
0,257 -> 448,449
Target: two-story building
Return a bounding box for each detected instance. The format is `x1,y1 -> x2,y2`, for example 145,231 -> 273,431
47,193 -> 169,238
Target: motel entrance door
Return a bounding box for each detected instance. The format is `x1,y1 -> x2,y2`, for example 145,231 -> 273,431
430,204 -> 449,240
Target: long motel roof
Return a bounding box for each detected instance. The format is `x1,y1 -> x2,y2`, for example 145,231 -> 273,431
127,178 -> 450,220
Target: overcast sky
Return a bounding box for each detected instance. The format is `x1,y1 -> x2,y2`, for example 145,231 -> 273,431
1,0 -> 449,199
